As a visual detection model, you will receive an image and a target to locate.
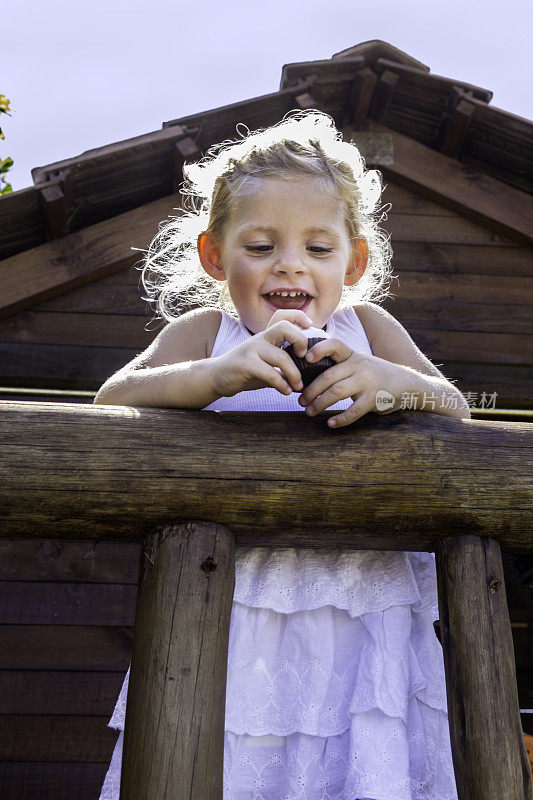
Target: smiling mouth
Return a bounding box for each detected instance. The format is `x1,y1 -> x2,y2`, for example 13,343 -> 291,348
262,291 -> 313,311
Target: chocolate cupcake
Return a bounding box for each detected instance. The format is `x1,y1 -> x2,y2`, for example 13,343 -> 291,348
283,326 -> 336,389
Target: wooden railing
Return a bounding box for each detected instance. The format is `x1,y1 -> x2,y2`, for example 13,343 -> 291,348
1,400 -> 532,800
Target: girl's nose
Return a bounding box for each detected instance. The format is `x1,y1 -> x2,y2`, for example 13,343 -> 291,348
273,249 -> 307,274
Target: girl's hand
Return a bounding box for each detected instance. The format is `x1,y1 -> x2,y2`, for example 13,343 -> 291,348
297,337 -> 407,428
210,310 -> 313,398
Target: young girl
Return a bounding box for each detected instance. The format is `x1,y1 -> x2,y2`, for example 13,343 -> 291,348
95,109 -> 468,800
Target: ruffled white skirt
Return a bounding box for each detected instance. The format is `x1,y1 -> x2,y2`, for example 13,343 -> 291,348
99,548 -> 458,800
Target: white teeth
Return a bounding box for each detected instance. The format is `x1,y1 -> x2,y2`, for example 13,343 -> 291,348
268,291 -> 307,297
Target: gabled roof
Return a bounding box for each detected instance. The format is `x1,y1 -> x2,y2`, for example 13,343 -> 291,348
0,39 -> 531,266
331,40 -> 432,71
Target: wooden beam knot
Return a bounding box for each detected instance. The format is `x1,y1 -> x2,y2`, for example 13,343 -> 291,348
200,556 -> 217,574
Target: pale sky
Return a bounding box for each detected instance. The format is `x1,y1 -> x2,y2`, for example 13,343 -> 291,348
3,0 -> 532,192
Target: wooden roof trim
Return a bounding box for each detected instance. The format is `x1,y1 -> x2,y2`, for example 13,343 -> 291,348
1,43 -> 530,262
279,51 -> 492,104
31,124 -> 188,185
163,75 -> 317,130
452,91 -> 533,130
331,40 -> 430,72
346,120 -> 533,247
24,60 -> 533,197
375,58 -> 493,102
0,194 -> 179,321
279,56 -> 365,90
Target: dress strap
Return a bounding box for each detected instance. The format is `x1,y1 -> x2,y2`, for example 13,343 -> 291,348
209,312 -> 244,358
328,306 -> 372,356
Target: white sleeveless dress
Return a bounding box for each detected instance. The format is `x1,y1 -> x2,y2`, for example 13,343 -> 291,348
99,306 -> 458,800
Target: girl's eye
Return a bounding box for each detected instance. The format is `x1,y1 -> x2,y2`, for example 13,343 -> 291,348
246,245 -> 332,253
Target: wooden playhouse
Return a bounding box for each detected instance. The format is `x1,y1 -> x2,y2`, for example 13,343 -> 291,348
0,40 -> 532,799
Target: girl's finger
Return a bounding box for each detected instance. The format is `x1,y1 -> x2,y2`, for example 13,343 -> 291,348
251,359 -> 294,395
259,345 -> 305,392
306,338 -> 353,364
265,309 -> 313,330
327,399 -> 370,428
263,320 -> 310,358
298,361 -> 355,406
304,378 -> 360,416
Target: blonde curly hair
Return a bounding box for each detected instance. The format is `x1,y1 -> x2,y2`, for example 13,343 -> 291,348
137,109 -> 394,324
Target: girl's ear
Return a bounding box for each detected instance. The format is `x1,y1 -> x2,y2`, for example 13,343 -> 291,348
197,232 -> 227,282
344,238 -> 368,286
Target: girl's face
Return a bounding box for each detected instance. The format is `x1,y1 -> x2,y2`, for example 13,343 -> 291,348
198,176 -> 367,333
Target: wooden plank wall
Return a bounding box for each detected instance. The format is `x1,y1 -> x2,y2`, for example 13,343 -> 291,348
0,539 -> 141,798
0,181 -> 531,406
379,183 -> 533,409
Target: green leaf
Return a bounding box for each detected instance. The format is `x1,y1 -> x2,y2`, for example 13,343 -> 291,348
0,183 -> 12,195
0,156 -> 13,173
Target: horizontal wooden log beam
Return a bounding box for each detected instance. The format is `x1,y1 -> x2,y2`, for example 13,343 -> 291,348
343,120 -> 533,247
0,194 -> 179,321
1,401 -> 531,551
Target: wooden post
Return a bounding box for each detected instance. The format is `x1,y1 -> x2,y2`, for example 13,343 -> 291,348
436,535 -> 533,800
120,521 -> 235,800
